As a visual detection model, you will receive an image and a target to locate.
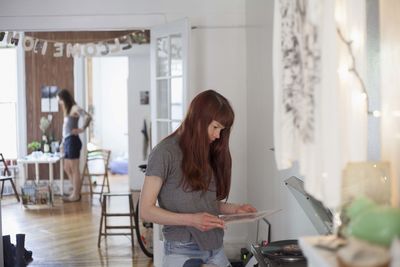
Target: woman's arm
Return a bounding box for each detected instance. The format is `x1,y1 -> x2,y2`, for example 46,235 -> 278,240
140,175 -> 225,232
80,108 -> 92,129
218,202 -> 257,215
70,105 -> 92,134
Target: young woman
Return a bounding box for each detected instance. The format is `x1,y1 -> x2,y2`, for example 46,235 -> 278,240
57,89 -> 92,202
140,90 -> 257,267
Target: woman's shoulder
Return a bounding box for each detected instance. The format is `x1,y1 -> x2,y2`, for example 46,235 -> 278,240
69,105 -> 82,116
69,104 -> 81,115
147,135 -> 181,165
152,135 -> 180,154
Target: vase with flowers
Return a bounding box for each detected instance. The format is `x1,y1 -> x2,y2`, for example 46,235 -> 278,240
39,116 -> 52,153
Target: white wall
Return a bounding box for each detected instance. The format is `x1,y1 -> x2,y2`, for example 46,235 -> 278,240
128,45 -> 151,190
245,0 -> 318,243
0,0 -> 245,31
92,57 -> 129,159
191,27 -> 248,246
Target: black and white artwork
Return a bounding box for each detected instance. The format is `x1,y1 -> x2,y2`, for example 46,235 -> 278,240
41,85 -> 59,112
280,0 -> 320,143
140,91 -> 149,105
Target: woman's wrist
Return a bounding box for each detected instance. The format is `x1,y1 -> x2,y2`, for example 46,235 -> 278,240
181,213 -> 195,227
219,202 -> 242,214
233,203 -> 243,213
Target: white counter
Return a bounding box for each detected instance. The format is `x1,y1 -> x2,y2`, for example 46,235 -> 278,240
298,236 -> 338,267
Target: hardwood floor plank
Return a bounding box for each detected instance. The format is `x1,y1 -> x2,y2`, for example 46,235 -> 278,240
1,174 -> 153,267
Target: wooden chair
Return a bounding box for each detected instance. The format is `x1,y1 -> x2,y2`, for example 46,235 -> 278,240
81,149 -> 111,200
0,153 -> 20,202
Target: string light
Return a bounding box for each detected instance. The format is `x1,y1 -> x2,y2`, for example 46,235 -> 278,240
336,27 -> 372,115
361,92 -> 367,100
372,110 -> 381,117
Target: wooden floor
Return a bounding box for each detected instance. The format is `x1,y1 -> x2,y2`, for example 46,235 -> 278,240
1,174 -> 154,267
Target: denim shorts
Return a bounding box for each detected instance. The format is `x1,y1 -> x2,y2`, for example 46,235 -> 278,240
63,135 -> 82,159
163,240 -> 231,267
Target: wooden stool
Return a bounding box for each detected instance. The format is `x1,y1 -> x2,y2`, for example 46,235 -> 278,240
97,192 -> 135,248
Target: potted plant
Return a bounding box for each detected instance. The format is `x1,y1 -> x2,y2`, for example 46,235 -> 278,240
28,141 -> 42,158
28,141 -> 41,152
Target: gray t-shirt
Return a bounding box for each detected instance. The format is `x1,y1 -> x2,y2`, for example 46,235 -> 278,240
145,135 -> 223,251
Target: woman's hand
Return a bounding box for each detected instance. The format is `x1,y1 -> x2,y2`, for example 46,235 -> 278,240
191,212 -> 225,232
236,204 -> 257,214
71,128 -> 83,135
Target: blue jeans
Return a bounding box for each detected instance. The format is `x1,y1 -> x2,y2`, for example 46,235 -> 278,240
163,240 -> 231,267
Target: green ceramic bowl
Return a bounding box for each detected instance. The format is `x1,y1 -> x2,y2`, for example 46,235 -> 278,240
347,206 -> 400,246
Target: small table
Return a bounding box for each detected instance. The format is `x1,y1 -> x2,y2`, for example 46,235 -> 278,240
17,153 -> 64,195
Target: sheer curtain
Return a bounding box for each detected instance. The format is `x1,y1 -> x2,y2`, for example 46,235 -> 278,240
380,0 -> 400,207
273,0 -> 367,209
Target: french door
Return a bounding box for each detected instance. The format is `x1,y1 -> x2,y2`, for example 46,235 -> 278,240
150,18 -> 190,266
150,18 -> 190,145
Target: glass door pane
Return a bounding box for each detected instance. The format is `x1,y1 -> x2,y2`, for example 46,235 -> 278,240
156,37 -> 169,77
157,121 -> 170,141
171,105 -> 182,120
170,34 -> 183,76
171,77 -> 183,104
157,79 -> 169,119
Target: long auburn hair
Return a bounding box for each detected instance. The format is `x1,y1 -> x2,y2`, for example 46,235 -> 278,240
57,89 -> 76,116
175,90 -> 234,200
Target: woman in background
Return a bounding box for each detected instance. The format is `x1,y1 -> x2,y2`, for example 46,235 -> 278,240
57,89 -> 92,202
140,90 -> 257,267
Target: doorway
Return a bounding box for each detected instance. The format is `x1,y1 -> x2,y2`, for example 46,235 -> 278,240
86,56 -> 129,164
80,44 -> 152,190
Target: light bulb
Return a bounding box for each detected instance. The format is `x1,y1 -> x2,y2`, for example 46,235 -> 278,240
372,110 -> 381,117
361,92 -> 367,99
350,30 -> 362,50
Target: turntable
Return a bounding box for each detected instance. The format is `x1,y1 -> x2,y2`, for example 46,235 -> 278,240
252,239 -> 306,267
250,176 -> 333,267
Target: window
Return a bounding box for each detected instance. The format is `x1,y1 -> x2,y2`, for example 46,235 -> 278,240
0,47 -> 18,158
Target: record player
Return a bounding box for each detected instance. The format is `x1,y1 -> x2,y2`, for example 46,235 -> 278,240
251,239 -> 306,267
250,176 -> 333,267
